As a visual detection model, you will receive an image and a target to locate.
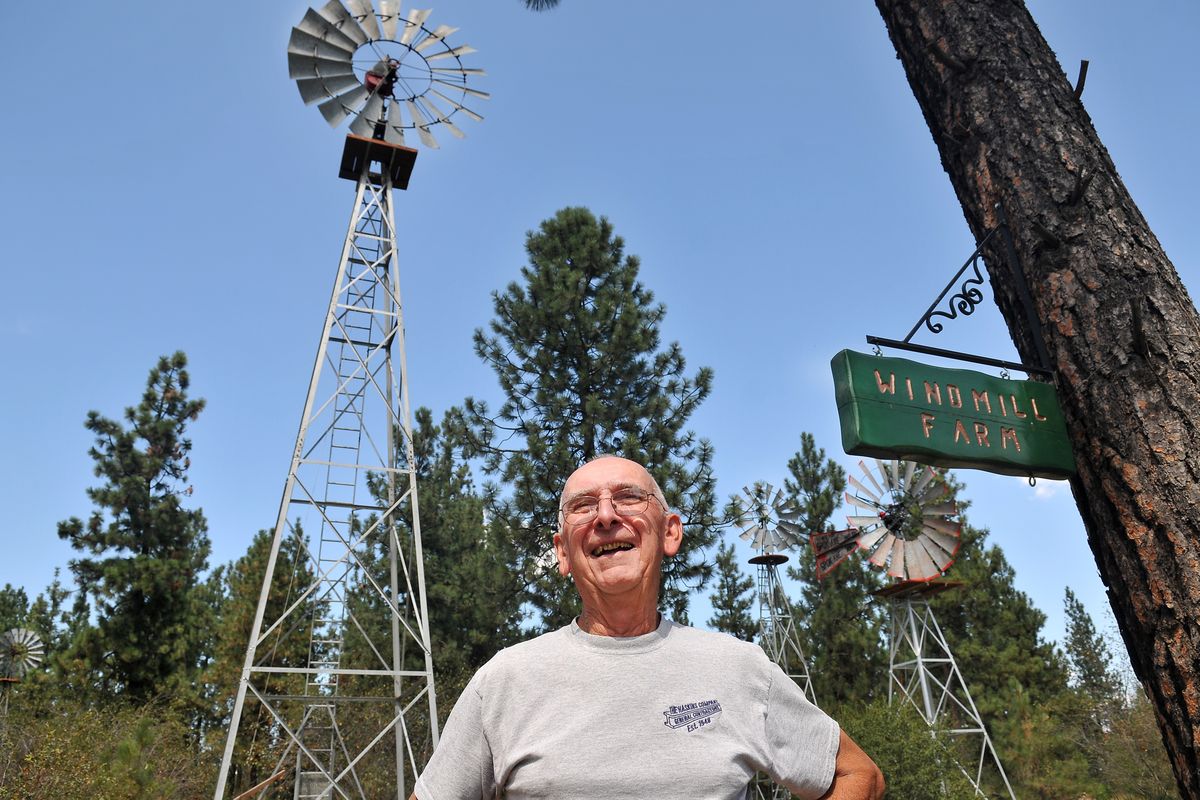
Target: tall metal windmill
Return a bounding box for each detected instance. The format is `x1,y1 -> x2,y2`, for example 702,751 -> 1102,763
213,4 -> 486,798
738,482 -> 817,800
834,459 -> 1016,800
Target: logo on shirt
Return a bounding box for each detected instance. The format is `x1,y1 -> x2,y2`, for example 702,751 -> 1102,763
662,699 -> 722,733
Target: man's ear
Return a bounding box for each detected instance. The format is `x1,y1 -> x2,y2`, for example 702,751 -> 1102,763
553,531 -> 571,576
662,513 -> 683,557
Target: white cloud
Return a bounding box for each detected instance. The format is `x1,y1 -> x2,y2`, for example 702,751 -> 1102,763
1012,475 -> 1067,500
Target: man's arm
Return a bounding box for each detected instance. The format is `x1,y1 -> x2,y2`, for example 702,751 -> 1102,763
819,730 -> 885,800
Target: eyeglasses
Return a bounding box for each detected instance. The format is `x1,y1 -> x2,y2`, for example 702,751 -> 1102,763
560,487 -> 664,523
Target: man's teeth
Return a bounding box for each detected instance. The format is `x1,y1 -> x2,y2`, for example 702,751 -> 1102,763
592,542 -> 634,556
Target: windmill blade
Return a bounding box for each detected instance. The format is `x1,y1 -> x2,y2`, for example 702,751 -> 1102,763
856,527 -> 888,552
858,460 -> 885,496
921,525 -> 961,557
316,0 -> 370,47
867,533 -> 896,569
911,465 -> 938,497
383,100 -> 406,144
426,44 -> 477,62
431,66 -> 487,76
776,519 -> 804,539
871,459 -> 894,492
919,532 -> 957,569
348,91 -> 386,137
886,539 -> 907,579
920,501 -> 959,517
399,8 -> 432,45
917,477 -> 951,502
904,538 -> 942,581
413,23 -> 459,52
847,474 -> 881,503
298,8 -> 360,53
344,0 -> 380,40
379,0 -> 401,39
844,491 -> 885,513
777,506 -> 802,525
288,51 -> 356,81
902,460 -> 917,490
922,517 -> 963,538
430,88 -> 483,121
297,72 -> 363,105
419,97 -> 466,138
319,84 -> 371,126
887,460 -> 901,493
846,515 -> 884,530
289,27 -> 356,62
403,100 -> 439,147
738,524 -> 760,542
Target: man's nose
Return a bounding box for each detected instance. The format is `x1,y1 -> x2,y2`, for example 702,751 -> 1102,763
594,494 -> 620,526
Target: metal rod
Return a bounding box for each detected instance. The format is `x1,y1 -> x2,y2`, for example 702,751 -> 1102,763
865,335 -> 1054,377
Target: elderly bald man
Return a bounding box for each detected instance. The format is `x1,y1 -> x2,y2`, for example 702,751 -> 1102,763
413,455 -> 884,800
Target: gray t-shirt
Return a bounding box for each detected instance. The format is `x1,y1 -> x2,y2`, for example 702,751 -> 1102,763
415,618 -> 839,800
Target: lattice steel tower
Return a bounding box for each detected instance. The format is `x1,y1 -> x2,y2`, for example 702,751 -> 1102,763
213,3 -> 486,798
738,482 -> 817,800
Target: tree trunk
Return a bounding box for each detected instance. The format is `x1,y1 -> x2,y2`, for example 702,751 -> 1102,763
873,1 -> 1200,796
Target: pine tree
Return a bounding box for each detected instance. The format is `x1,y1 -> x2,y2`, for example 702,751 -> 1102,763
1061,586 -> 1125,785
56,351 -> 211,700
452,207 -> 719,628
707,540 -> 755,641
1063,587 -> 1121,703
784,434 -> 886,708
408,407 -> 526,685
0,584 -> 28,632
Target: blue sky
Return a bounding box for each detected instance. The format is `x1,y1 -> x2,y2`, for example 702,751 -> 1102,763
2,1 -> 1196,672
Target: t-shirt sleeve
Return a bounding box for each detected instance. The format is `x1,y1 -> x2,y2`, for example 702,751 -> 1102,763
414,672 -> 496,800
762,664 -> 841,800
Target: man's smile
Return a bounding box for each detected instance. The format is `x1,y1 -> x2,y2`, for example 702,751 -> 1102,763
591,541 -> 635,557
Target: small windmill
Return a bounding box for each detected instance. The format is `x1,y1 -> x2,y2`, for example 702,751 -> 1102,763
826,459 -> 1016,800
214,4 -> 486,798
0,628 -> 44,717
739,482 -> 816,704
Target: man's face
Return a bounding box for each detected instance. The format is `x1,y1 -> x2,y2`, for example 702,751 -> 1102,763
553,458 -> 683,603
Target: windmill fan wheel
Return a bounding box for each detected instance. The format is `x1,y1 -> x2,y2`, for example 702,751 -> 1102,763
844,459 -> 962,582
0,628 -> 44,681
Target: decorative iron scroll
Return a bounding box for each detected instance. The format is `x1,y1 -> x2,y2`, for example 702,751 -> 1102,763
903,227 -> 999,342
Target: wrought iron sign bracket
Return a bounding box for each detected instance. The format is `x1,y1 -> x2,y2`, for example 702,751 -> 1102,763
867,204 -> 1054,379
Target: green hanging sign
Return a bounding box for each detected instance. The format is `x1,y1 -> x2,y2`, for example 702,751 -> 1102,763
831,349 -> 1076,478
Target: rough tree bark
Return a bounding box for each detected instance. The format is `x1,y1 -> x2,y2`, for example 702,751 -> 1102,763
873,1 -> 1200,796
